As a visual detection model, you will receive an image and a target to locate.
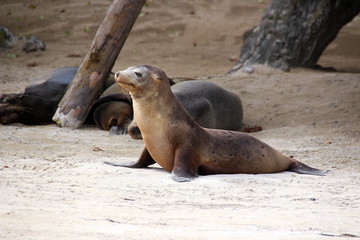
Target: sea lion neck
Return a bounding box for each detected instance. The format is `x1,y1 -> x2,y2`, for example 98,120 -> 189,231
132,88 -> 179,117
129,87 -> 163,104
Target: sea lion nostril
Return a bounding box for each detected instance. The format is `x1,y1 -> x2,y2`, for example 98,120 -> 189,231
115,72 -> 120,78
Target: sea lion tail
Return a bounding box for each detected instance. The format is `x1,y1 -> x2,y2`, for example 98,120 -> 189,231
288,160 -> 326,176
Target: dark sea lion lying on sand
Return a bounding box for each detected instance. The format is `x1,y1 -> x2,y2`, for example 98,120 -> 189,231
0,67 -> 114,125
0,67 -> 78,125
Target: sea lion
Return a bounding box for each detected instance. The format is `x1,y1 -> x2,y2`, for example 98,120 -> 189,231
127,80 -> 243,139
91,84 -> 133,135
0,67 -> 114,125
106,65 -> 326,182
0,67 -> 78,125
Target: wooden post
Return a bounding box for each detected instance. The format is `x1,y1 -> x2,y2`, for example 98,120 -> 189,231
53,0 -> 146,128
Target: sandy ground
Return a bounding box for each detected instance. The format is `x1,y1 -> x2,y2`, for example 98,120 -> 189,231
1,0 -> 360,239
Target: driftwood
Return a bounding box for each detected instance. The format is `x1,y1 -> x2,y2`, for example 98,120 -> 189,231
53,0 -> 146,128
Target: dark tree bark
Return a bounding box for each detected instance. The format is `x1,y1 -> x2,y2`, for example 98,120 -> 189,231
53,0 -> 146,128
229,0 -> 360,73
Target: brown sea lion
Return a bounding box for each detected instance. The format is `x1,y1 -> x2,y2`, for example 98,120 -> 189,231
91,84 -> 133,135
105,65 -> 325,182
127,80 -> 243,139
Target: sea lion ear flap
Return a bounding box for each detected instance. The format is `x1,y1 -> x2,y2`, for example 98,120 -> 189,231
168,78 -> 176,86
151,73 -> 163,81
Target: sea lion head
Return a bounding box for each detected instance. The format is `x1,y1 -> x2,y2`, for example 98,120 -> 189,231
93,101 -> 132,134
0,93 -> 27,124
0,93 -> 43,124
114,65 -> 170,99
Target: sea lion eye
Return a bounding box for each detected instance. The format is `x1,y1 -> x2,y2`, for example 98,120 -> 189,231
135,72 -> 142,78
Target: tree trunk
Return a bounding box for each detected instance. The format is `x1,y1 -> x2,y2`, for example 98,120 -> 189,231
53,0 -> 145,128
229,0 -> 360,73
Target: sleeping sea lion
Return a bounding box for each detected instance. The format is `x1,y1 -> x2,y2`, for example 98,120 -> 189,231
91,84 -> 133,135
0,67 -> 77,125
0,67 -> 114,125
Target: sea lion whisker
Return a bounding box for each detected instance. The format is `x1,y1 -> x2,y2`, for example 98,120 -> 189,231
1,105 -> 32,113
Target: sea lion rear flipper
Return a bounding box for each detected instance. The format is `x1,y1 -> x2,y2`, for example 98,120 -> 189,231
171,147 -> 199,182
104,147 -> 155,168
288,160 -> 326,176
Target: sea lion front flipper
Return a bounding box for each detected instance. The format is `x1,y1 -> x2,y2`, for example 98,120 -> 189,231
171,147 -> 199,182
127,119 -> 143,140
104,147 -> 155,168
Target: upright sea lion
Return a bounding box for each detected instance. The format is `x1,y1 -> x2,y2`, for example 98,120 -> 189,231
127,80 -> 243,139
106,65 -> 325,182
